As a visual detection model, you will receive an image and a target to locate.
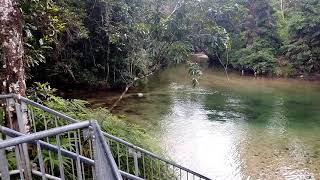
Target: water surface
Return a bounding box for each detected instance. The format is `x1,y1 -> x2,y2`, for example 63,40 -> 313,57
77,65 -> 320,179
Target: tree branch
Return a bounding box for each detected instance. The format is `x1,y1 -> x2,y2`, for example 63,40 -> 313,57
215,52 -> 230,81
109,64 -> 161,112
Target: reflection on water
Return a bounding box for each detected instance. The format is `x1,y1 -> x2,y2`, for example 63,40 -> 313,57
76,65 -> 320,179
266,97 -> 288,136
160,84 -> 246,179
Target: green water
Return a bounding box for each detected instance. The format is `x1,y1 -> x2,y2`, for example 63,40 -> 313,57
79,65 -> 320,179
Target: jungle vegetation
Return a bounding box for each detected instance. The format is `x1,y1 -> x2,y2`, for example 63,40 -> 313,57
2,0 -> 319,92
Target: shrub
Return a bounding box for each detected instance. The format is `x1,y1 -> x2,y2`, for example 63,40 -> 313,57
231,47 -> 276,75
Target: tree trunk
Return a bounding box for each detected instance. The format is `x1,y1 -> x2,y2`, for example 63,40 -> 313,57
215,52 -> 230,81
280,0 -> 284,18
0,0 -> 28,130
106,39 -> 110,82
0,0 -> 26,95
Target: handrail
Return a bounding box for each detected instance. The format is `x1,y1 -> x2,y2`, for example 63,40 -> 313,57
103,132 -> 210,179
0,170 -> 61,180
1,126 -> 95,166
15,94 -> 79,123
0,94 -> 13,99
0,121 -> 90,149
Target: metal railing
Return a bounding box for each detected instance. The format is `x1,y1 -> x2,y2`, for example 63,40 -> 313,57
0,94 -> 211,180
0,120 -> 126,180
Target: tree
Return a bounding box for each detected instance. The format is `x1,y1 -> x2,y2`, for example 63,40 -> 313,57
0,0 -> 26,96
226,0 -> 282,76
285,0 -> 320,74
0,0 -> 28,130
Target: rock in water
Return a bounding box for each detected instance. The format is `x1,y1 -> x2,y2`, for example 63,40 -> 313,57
137,93 -> 144,98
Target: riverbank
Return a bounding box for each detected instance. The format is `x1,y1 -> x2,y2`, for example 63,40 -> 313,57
192,53 -> 320,82
62,63 -> 320,113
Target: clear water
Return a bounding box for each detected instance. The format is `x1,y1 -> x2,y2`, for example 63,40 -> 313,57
78,65 -> 320,179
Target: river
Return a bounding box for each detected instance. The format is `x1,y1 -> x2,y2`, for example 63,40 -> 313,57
71,65 -> 320,179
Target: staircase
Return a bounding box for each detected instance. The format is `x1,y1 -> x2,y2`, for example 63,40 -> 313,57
0,94 -> 211,180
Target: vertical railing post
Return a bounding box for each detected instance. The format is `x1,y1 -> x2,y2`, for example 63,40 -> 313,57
5,98 -> 15,129
88,126 -> 96,180
74,132 -> 83,180
133,150 -> 139,176
14,144 -> 25,179
0,138 -> 10,180
91,121 -> 123,180
131,148 -> 139,176
15,101 -> 32,180
21,102 -> 29,133
15,102 -> 27,133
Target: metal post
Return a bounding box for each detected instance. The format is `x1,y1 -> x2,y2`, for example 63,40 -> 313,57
36,141 -> 47,180
74,132 -> 83,180
5,98 -> 15,129
15,102 -> 32,180
0,139 -> 10,180
15,144 -> 25,180
133,150 -> 139,176
56,134 -> 65,180
91,121 -> 123,180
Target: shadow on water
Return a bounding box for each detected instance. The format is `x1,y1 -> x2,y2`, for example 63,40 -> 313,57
69,65 -> 320,179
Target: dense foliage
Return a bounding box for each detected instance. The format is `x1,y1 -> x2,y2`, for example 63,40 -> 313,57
14,0 -> 319,89
221,0 -> 320,76
19,0 -> 192,88
285,0 -> 320,74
